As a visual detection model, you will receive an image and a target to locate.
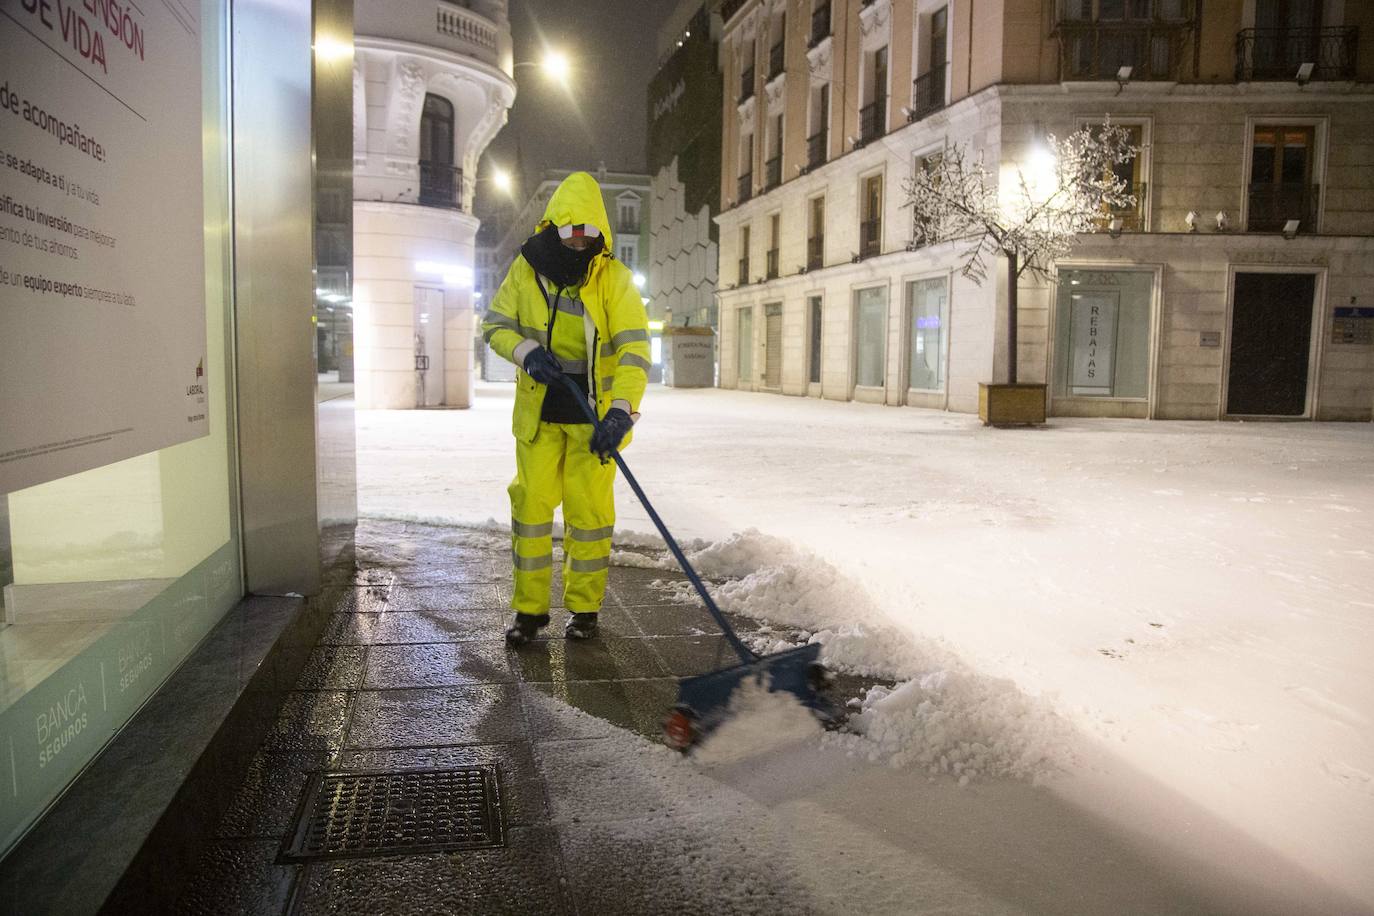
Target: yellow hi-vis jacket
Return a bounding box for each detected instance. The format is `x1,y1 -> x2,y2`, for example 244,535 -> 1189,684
482,172 -> 651,445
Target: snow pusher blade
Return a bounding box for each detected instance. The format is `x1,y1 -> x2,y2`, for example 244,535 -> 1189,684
554,374 -> 832,752
664,643 -> 828,751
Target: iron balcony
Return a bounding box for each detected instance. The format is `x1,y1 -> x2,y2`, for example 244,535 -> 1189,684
419,163 -> 463,210
909,65 -> 947,122
1247,183 -> 1319,233
1235,28 -> 1358,81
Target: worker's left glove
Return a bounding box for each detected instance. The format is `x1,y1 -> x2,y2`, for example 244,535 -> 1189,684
589,408 -> 632,460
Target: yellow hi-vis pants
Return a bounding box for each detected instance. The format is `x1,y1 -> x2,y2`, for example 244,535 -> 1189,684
508,421 -> 616,616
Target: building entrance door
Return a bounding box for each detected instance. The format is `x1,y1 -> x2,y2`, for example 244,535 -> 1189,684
764,303 -> 783,389
1227,272 -> 1316,416
413,286 -> 446,407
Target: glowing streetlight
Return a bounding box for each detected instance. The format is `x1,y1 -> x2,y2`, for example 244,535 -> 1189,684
632,272 -> 646,289
541,50 -> 571,83
492,167 -> 512,194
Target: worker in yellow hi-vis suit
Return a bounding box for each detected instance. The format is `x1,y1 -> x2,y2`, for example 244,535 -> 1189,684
481,171 -> 651,645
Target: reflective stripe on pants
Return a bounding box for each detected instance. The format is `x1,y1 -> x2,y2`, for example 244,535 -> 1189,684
508,421 -> 616,614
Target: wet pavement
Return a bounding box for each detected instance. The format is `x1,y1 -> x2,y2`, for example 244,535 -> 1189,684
175,519 -> 869,915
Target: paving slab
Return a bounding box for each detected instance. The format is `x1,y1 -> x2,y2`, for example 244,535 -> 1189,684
175,519 -> 876,914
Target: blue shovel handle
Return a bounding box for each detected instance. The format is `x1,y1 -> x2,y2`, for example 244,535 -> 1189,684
555,373 -> 758,665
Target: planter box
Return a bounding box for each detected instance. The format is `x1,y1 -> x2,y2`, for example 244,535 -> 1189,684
978,383 -> 1046,427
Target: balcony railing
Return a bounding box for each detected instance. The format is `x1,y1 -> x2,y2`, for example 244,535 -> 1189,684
419,162 -> 463,209
859,99 -> 886,146
807,235 -> 824,271
738,257 -> 751,285
810,3 -> 831,48
766,248 -> 779,279
909,65 -> 947,122
807,131 -> 827,171
1055,0 -> 1193,22
1097,183 -> 1148,232
1059,23 -> 1187,80
765,155 -> 782,190
859,218 -> 881,259
619,220 -> 640,235
769,41 -> 785,79
739,65 -> 755,102
737,172 -> 753,205
1235,28 -> 1358,81
1247,183 -> 1319,233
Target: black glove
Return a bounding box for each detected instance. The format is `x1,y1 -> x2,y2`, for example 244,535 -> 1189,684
522,346 -> 561,384
590,408 -> 632,460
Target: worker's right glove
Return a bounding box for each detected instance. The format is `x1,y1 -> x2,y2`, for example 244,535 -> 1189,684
589,407 -> 632,461
522,346 -> 562,384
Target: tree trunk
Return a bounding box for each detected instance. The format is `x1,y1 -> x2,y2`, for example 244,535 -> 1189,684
1006,250 -> 1018,384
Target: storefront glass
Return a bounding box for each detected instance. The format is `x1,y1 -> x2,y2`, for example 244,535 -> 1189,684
907,277 -> 948,391
1053,268 -> 1153,399
0,1 -> 240,855
855,286 -> 887,388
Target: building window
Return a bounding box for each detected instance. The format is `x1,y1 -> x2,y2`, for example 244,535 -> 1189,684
860,173 -> 882,259
854,285 -> 886,388
765,114 -> 783,190
807,195 -> 825,270
1053,268 -> 1153,399
419,94 -> 461,209
907,276 -> 948,391
1085,122 -> 1147,231
618,238 -> 638,270
808,83 -> 829,170
617,196 -> 641,233
911,7 -> 948,122
766,214 -> 780,279
737,306 -> 754,381
769,12 -> 787,79
859,46 -> 888,144
808,294 -> 823,384
910,152 -> 942,247
739,132 -> 754,204
1058,0 -> 1191,81
1248,124 -> 1317,232
738,224 -> 751,285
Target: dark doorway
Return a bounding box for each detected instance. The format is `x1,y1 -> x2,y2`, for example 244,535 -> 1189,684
1227,272 -> 1316,416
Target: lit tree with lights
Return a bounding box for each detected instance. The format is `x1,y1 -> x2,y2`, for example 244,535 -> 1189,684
904,121 -> 1138,384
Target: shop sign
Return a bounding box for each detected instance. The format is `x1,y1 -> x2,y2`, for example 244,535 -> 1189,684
1070,292 -> 1118,396
0,2 -> 207,492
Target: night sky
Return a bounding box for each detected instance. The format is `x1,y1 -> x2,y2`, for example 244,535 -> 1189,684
475,0 -> 676,218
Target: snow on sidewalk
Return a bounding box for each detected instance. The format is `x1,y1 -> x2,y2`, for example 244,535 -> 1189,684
359,382 -> 1374,912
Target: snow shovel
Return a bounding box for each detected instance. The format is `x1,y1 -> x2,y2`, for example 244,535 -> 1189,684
555,373 -> 831,751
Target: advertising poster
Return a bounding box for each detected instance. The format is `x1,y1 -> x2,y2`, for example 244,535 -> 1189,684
0,0 -> 206,493
1070,291 -> 1118,397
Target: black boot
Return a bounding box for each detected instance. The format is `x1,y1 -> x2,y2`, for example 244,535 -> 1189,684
564,612 -> 599,640
505,613 -> 549,646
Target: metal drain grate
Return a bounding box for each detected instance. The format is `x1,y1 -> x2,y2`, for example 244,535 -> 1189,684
282,767 -> 505,861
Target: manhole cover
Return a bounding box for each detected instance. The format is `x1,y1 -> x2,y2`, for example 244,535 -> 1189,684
281,767 -> 505,861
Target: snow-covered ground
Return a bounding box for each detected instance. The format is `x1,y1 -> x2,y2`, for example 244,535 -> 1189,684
359,382 -> 1374,914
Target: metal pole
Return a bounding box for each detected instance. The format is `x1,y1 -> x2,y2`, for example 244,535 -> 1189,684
1007,249 -> 1019,384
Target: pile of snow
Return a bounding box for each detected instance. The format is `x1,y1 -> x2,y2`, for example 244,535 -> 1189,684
645,528 -> 1076,783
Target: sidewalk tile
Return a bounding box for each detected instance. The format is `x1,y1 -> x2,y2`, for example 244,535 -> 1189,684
292,827 -> 571,916
345,685 -> 526,749
176,840 -> 299,916
363,642 -> 516,689
263,692 -> 351,753
511,638 -> 672,684
295,646 -> 368,690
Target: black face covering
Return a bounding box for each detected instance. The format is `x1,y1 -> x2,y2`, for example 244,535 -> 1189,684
520,224 -> 603,289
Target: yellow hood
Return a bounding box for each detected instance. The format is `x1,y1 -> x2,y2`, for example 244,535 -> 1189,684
536,171 -> 613,253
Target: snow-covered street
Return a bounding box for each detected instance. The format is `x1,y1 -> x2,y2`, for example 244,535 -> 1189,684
359,382 -> 1374,913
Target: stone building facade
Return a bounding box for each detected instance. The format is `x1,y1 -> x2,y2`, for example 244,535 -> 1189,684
352,0 -> 516,408
715,0 -> 1374,420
